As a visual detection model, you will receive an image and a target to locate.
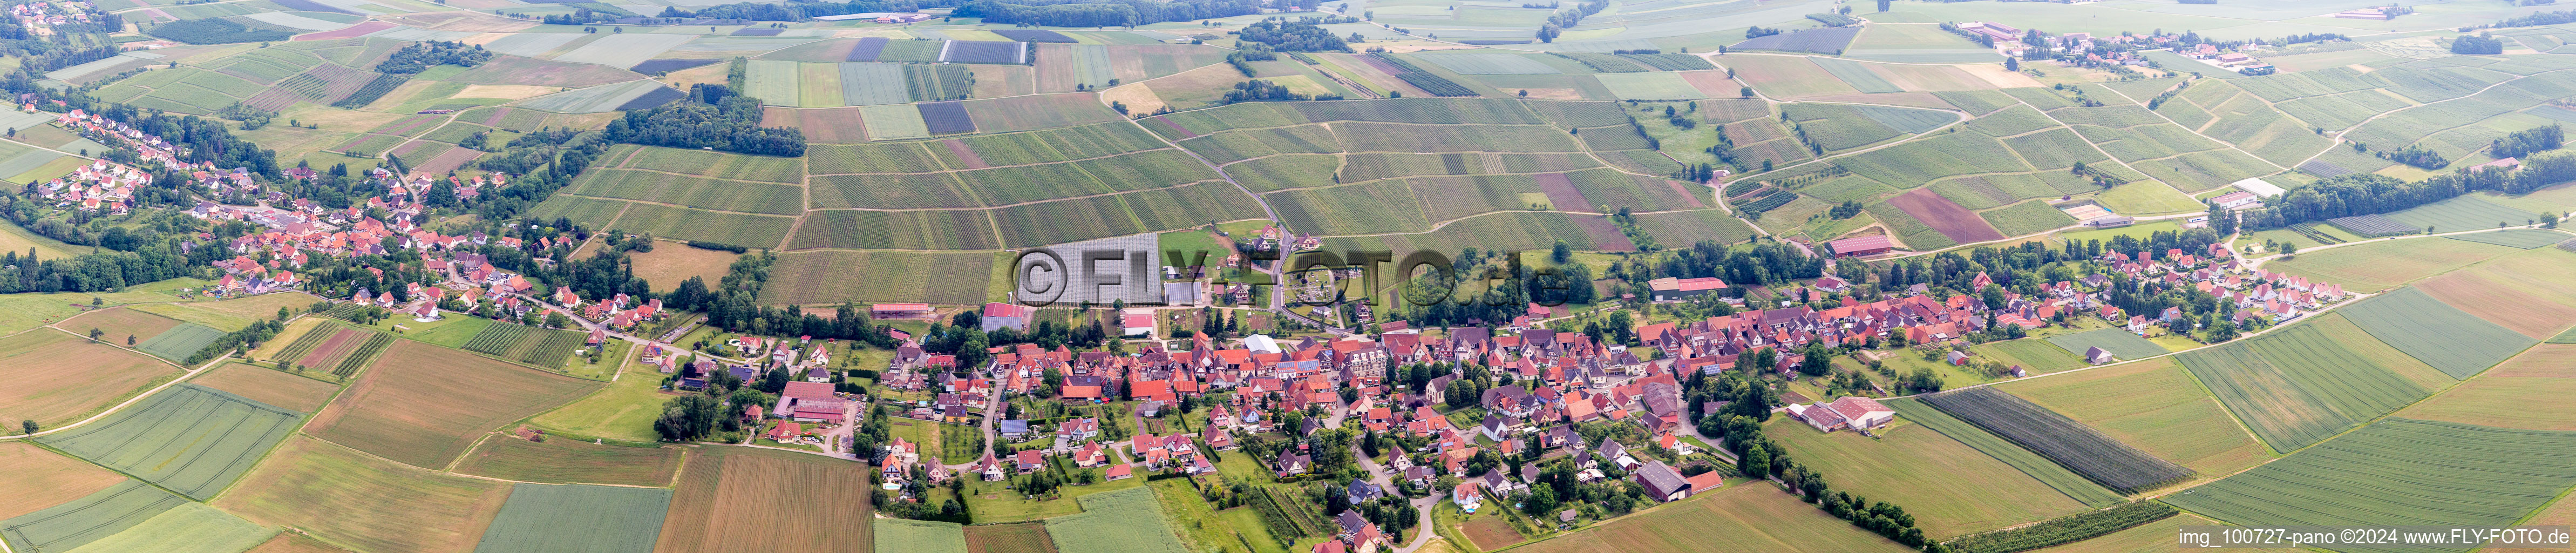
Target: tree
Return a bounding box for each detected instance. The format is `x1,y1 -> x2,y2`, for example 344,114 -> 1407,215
2005,57 -> 2019,71
19,420 -> 34,435
88,328 -> 102,341
126,334 -> 135,346
1738,86 -> 1754,98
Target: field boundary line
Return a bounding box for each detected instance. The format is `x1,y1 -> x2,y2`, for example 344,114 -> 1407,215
299,430 -> 675,488
586,166 -> 807,186
804,146 -> 1179,176
548,193 -> 806,217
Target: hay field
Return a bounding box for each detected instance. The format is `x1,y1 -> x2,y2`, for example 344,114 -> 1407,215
527,354 -> 678,443
189,362 -> 341,413
306,339 -> 602,469
1513,480 -> 1913,552
1762,417 -> 2091,537
2268,238 -> 2520,293
453,436 -> 682,487
2398,345 -> 2576,431
37,384 -> 301,500
218,436 -> 511,553
2166,419 -> 2576,535
472,483 -> 672,553
0,442 -> 125,520
656,447 -> 873,553
627,242 -> 743,293
1995,358 -> 2269,477
0,329 -> 180,429
57,306 -> 182,343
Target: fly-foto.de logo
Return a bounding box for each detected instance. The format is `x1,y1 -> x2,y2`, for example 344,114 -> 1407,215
1006,246 -> 1582,308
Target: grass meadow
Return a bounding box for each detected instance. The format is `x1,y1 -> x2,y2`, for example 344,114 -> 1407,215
1044,487 -> 1191,553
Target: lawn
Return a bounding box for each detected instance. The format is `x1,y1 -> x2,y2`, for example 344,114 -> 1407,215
307,339 -> 603,469
1044,487 -> 1191,553
453,435 -> 684,487
2174,313 -> 2452,452
36,384 -> 302,500
2267,238 -> 2520,293
1995,358 -> 2269,477
655,447 -> 874,553
0,328 -> 181,430
472,483 -> 672,553
1762,417 -> 2092,538
216,436 -> 512,553
2042,328 -> 2167,361
1511,480 -> 1915,553
188,362 -> 341,413
2165,419 -> 2576,538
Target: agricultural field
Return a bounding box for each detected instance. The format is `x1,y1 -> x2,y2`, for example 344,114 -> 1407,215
459,321 -> 590,370
2337,287 -> 2538,378
0,479 -> 196,553
1044,487 -> 1191,553
2414,245 -> 2576,339
473,483 -> 672,553
1996,358 -> 2270,477
879,518 -> 970,553
656,447 -> 873,553
306,340 -> 602,469
0,441 -> 126,521
1512,482 -> 1914,553
217,436 -> 511,553
2400,345 -> 2576,431
56,306 -> 182,344
2042,328 -> 2167,361
1762,417 -> 2093,537
1915,388 -> 2195,494
2268,238 -> 2521,293
2176,313 -> 2454,451
189,362 -> 341,413
527,352 -> 676,443
452,435 -> 682,487
2165,419 -> 2576,536
1882,398 -> 2126,508
36,384 -> 301,500
0,328 -> 181,430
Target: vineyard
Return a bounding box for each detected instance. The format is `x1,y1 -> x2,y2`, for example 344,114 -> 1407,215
272,323 -> 339,363
332,333 -> 393,377
462,321 -> 587,368
1369,53 -> 1475,97
520,330 -> 587,368
332,74 -> 408,109
2285,222 -> 2347,245
463,322 -> 532,355
278,73 -> 330,100
1734,188 -> 1798,214
1919,388 -> 2195,494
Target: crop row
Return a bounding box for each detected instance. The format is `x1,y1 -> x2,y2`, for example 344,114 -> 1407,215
462,322 -> 531,355
1370,53 -> 1477,97
1919,388 -> 2196,494
331,74 -> 407,109
1735,189 -> 1797,213
520,330 -> 587,368
332,333 -> 392,377
271,323 -> 338,364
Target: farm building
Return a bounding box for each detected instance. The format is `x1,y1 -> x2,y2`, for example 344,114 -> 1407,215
1647,276 -> 1728,302
2232,178 -> 2286,197
1787,396 -> 1895,433
1825,235 -> 1896,257
1630,460 -> 1694,502
778,381 -> 847,423
981,302 -> 1031,332
2082,215 -> 2136,228
2084,346 -> 2117,365
2212,192 -> 2262,210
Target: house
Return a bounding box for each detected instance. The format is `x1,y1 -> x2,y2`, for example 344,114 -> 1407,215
1346,479 -> 1383,504
1646,277 -> 1728,302
1015,449 -> 1045,473
1630,460 -> 1693,502
2084,346 -> 2117,365
1274,451 -> 1312,476
997,419 -> 1029,439
1452,483 -> 1483,512
767,421 -> 801,442
1106,463 -> 1133,480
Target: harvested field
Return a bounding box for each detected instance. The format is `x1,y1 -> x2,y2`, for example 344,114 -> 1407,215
1459,516 -> 1524,550
472,483 -> 671,553
2401,345 -> 2576,431
0,329 -> 179,429
1763,417 -> 2091,537
189,362 -> 339,412
628,242 -> 740,293
37,383 -> 301,500
1888,188 -> 2006,244
2268,238 -> 2520,293
454,436 -> 681,487
965,522 -> 1058,553
217,436 -> 510,553
1917,387 -> 2196,494
2166,419 -> 2576,539
306,340 -> 601,469
656,447 -> 873,553
2338,287 -> 2537,378
1993,356 -> 2269,481
0,442 -> 125,520
1511,478 -> 1914,553
57,307 -> 181,344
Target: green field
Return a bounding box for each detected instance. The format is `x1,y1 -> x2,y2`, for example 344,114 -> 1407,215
1595,71 -> 1708,100
2043,328 -> 2167,361
1763,417 -> 2092,537
2176,314 -> 2453,452
135,322 -> 225,361
472,483 -> 672,553
1996,358 -> 2271,478
2446,228 -> 2576,248
51,501 -> 274,553
0,480 -> 191,553
2337,287 -> 2539,378
876,518 -> 969,553
1885,398 -> 2126,507
2166,418 -> 2576,546
36,384 -> 301,500
1981,200 -> 2080,238
2382,194 -> 2545,233
1973,339 -> 2085,374
1044,487 -> 1191,553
